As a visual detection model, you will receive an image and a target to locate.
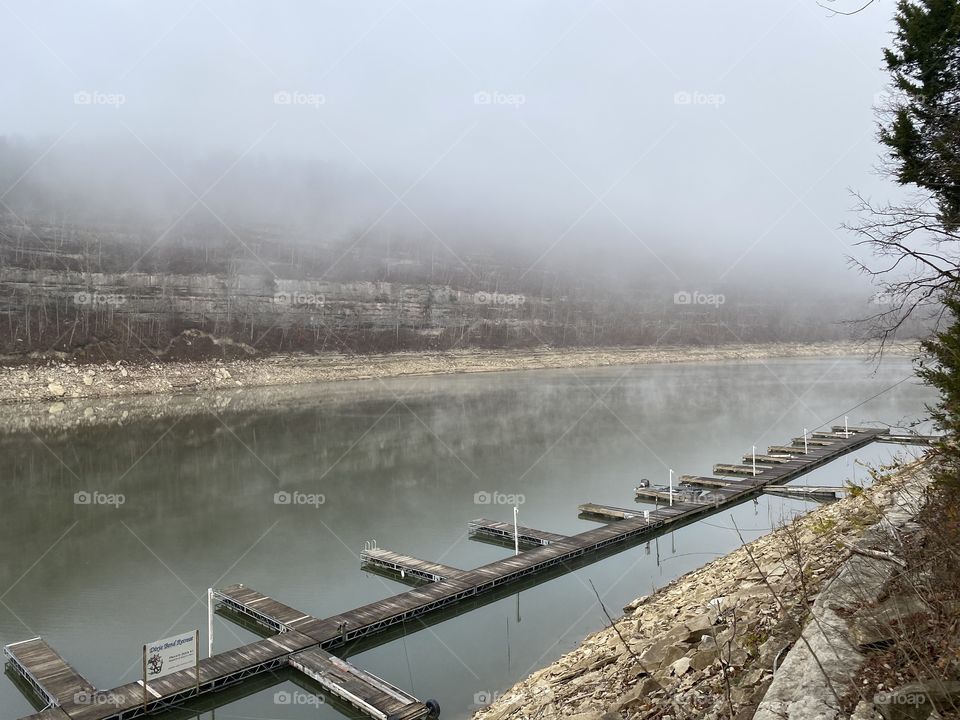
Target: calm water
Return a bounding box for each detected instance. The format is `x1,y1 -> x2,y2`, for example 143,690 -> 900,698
0,356 -> 935,719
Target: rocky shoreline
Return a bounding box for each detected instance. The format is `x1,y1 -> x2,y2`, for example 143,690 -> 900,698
0,341 -> 908,434
472,458 -> 932,720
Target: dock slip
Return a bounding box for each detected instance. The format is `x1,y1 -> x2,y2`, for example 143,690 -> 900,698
6,425 -> 906,720
289,648 -> 436,720
4,638 -> 95,711
360,547 -> 464,584
467,518 -> 568,547
764,485 -> 848,501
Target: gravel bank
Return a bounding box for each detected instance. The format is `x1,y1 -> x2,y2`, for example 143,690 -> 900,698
0,341 -> 905,434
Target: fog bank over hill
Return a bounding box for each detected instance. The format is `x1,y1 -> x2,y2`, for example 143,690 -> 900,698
0,1 -> 920,359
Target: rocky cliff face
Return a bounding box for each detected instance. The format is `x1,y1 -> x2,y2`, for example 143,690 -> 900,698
0,216 -> 864,361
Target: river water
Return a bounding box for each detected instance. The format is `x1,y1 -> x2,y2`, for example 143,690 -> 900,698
0,355 -> 934,719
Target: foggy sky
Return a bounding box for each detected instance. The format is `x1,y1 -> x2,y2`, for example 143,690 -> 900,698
0,1 -> 900,288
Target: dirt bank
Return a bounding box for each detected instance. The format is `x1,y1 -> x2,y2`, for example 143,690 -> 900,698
472,458 -> 931,720
0,340 -> 906,408
0,341 -> 906,435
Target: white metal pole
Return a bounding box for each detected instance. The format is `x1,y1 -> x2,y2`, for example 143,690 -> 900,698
669,469 -> 673,507
803,428 -> 808,454
845,416 -> 849,437
207,589 -> 213,658
513,506 -> 519,556
752,446 -> 757,476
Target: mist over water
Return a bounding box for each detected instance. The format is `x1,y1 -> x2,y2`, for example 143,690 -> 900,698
0,357 -> 934,718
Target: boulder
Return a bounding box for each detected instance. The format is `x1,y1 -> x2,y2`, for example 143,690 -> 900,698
610,676 -> 663,712
681,614 -> 719,643
850,596 -> 930,650
669,656 -> 692,677
875,681 -> 960,720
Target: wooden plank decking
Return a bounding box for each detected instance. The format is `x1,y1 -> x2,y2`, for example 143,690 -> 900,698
289,648 -> 433,720
577,502 -> 645,520
4,638 -> 95,708
467,519 -> 568,547
360,548 -> 463,584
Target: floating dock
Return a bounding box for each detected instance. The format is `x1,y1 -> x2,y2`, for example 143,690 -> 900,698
577,503 -> 645,520
741,453 -> 794,464
4,638 -> 95,711
7,426 -> 906,720
713,463 -> 771,477
289,648 -> 435,720
360,548 -> 463,584
764,485 -> 848,500
467,518 -> 568,547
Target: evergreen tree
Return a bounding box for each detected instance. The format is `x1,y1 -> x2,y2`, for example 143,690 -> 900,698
882,0 -> 960,230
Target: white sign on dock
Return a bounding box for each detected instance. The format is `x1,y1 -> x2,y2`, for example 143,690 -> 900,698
143,630 -> 198,682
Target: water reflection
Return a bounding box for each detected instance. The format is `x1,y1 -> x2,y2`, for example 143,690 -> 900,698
0,357 -> 933,718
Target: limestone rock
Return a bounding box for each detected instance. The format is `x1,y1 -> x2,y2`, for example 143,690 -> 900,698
669,657 -> 692,677
611,675 -> 663,712
680,613 -> 719,643
850,595 -> 930,650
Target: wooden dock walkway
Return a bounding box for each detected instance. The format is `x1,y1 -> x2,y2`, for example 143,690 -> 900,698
11,631 -> 317,720
632,486 -> 723,504
467,518 -> 568,547
360,548 -> 463,584
712,463 -> 771,477
4,638 -> 95,709
677,475 -> 733,488
764,485 -> 847,500
7,426 -> 892,720
289,648 -> 435,720
577,502 -> 645,520
741,453 -> 793,464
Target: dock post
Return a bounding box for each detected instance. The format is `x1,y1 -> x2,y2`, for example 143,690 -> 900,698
194,629 -> 200,693
207,589 -> 214,658
669,469 -> 673,507
752,446 -> 757,476
844,416 -> 849,437
513,506 -> 519,556
142,644 -> 148,710
803,428 -> 808,454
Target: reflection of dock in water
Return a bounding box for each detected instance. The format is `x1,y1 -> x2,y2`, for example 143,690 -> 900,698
7,425 -> 930,720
